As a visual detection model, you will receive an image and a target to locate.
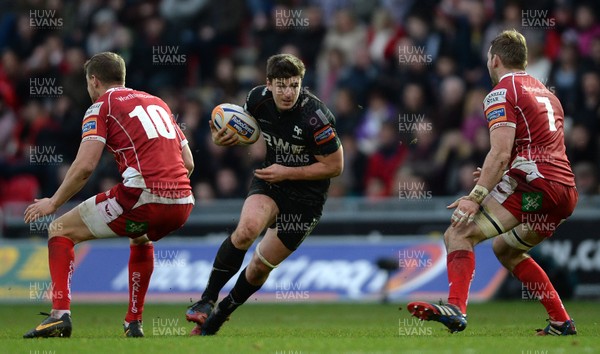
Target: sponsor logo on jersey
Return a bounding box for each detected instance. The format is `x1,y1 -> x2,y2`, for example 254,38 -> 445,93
314,125 -> 335,145
485,105 -> 508,128
82,117 -> 98,137
263,132 -> 305,154
84,101 -> 103,119
227,115 -> 255,139
483,89 -> 507,110
486,107 -> 505,121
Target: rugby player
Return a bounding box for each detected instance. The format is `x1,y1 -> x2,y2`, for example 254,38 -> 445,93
186,53 -> 343,335
23,52 -> 194,338
408,30 -> 578,336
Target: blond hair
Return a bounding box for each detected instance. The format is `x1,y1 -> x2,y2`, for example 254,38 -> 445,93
490,29 -> 528,70
84,52 -> 126,84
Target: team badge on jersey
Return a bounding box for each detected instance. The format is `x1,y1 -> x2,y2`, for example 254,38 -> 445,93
82,117 -> 98,137
522,192 -> 543,212
125,219 -> 148,234
314,125 -> 335,145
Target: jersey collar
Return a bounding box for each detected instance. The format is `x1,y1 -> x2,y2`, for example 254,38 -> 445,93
499,71 -> 527,82
106,86 -> 130,93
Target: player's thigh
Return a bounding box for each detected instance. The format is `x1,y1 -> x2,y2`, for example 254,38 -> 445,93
253,227 -> 294,268
49,207 -> 96,244
444,196 -> 517,248
477,172 -> 577,241
472,195 -> 520,240
77,191 -> 123,240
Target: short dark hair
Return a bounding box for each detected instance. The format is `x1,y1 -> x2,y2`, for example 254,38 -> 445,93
266,54 -> 306,80
84,52 -> 126,84
490,29 -> 528,70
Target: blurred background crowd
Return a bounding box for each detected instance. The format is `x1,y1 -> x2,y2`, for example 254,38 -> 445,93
0,0 -> 599,205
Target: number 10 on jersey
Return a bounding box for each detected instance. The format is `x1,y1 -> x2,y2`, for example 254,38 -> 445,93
129,104 -> 177,139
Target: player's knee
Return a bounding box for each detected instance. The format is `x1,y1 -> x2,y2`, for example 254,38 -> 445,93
130,237 -> 152,246
444,226 -> 480,249
492,237 -> 508,264
233,222 -> 262,248
48,220 -> 67,239
444,227 -> 467,245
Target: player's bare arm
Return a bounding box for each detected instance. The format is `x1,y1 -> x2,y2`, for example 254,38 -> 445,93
254,146 -> 344,183
475,125 -> 515,190
209,119 -> 239,146
448,125 -> 515,227
24,140 -> 104,223
182,143 -> 194,178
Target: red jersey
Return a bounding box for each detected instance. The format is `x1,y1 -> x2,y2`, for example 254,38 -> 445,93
483,72 -> 575,186
81,87 -> 191,194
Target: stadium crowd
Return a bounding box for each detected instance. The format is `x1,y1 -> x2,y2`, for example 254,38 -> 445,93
1,0 -> 599,205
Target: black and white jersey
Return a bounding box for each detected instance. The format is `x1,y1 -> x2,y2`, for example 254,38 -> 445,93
244,85 -> 341,205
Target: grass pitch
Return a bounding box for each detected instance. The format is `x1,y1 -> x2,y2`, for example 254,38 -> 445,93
1,301 -> 598,354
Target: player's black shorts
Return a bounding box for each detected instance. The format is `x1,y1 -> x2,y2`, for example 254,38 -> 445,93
248,177 -> 323,251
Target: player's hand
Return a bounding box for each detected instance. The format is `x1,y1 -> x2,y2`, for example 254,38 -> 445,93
473,167 -> 482,182
447,196 -> 479,228
24,198 -> 57,223
254,164 -> 291,183
209,120 -> 239,146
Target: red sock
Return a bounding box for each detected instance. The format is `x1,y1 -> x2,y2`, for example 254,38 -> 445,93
447,250 -> 475,314
125,243 -> 154,323
512,257 -> 570,322
48,237 -> 75,310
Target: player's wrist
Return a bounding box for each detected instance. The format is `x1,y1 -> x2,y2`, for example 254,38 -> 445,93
467,185 -> 489,204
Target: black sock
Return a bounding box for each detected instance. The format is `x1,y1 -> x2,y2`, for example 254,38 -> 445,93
218,268 -> 262,316
201,236 -> 246,303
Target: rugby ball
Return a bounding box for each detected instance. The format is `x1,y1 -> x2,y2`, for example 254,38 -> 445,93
211,103 -> 260,145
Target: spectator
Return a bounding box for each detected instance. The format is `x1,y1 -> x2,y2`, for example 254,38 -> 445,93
86,9 -> 131,56
355,89 -> 396,155
0,0 -> 598,202
337,46 -> 378,107
364,121 -> 408,197
332,87 -> 361,136
435,75 -> 466,131
366,8 -> 404,66
574,70 -> 600,131
573,162 -> 599,196
316,47 -> 345,106
566,123 -> 597,165
321,9 -> 367,65
549,41 -> 580,116
574,3 -> 600,57
337,134 -> 367,196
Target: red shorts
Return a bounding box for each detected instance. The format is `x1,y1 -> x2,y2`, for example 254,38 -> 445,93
78,184 -> 194,241
490,169 -> 578,237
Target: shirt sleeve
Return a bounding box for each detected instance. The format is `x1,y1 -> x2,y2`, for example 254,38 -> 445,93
483,85 -> 517,131
307,101 -> 341,156
243,85 -> 265,117
81,100 -> 107,143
